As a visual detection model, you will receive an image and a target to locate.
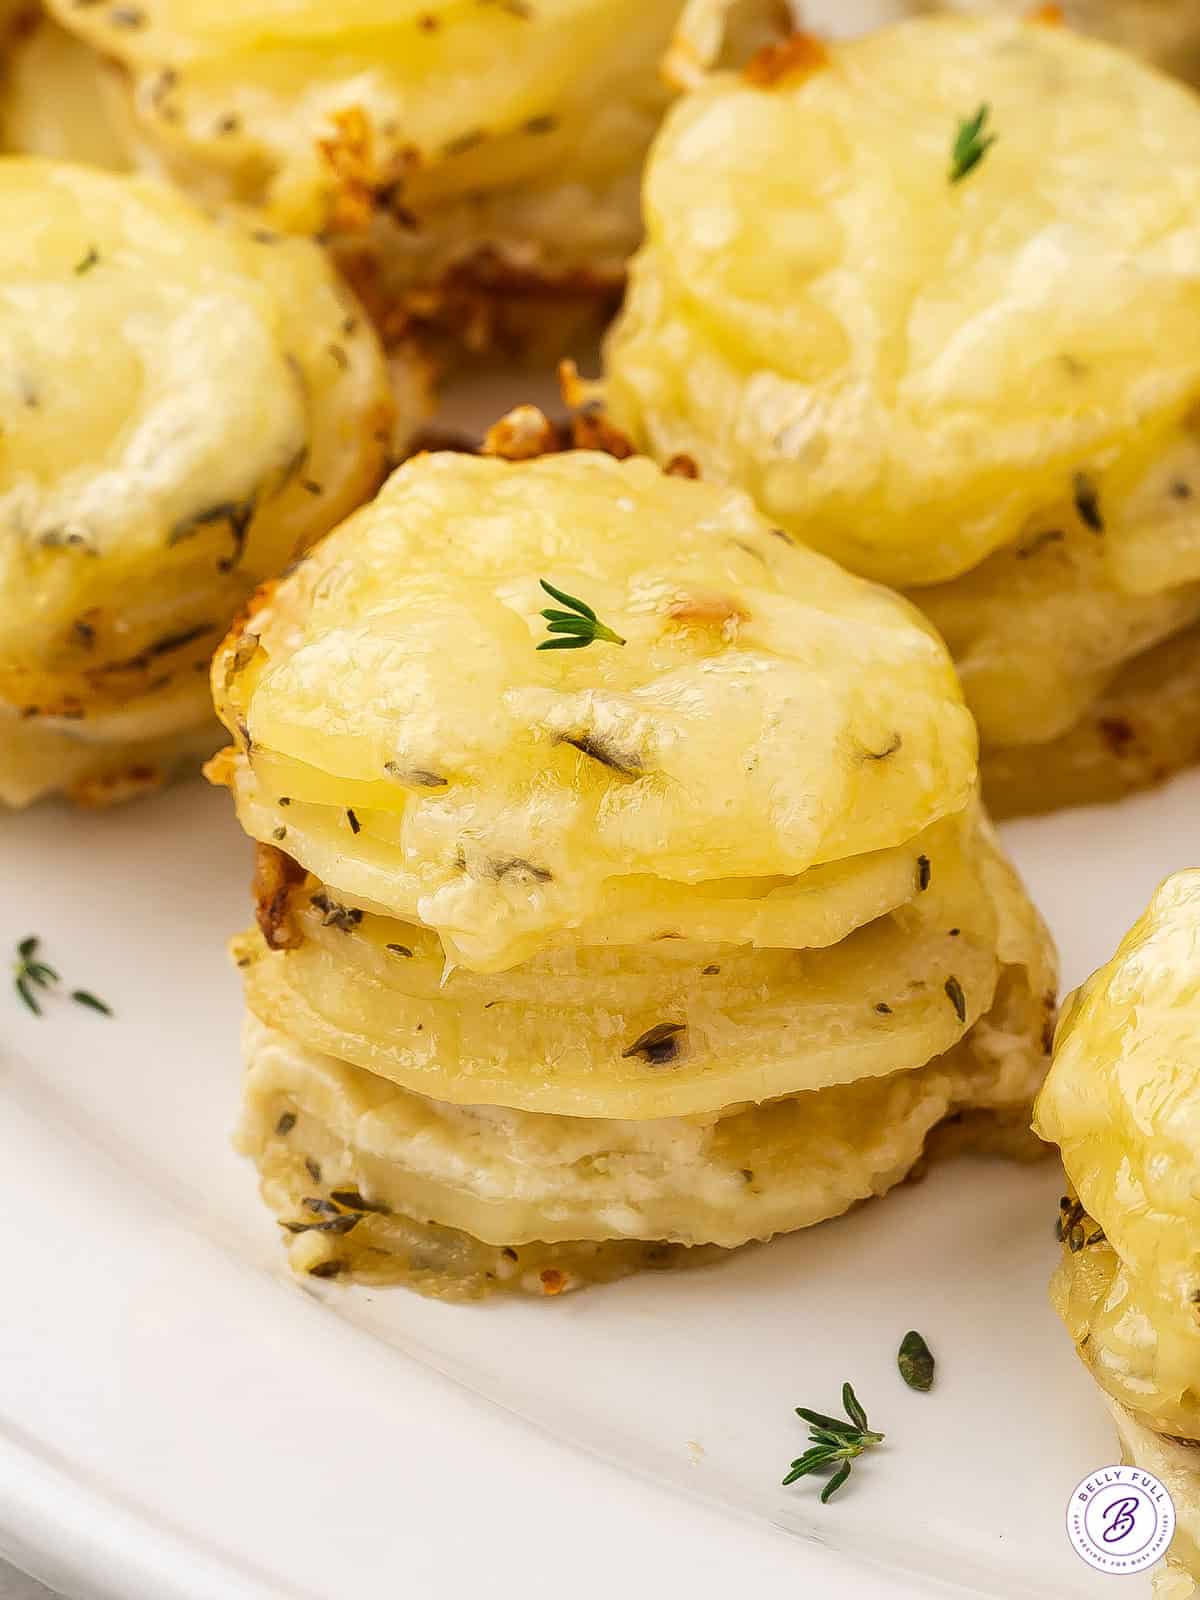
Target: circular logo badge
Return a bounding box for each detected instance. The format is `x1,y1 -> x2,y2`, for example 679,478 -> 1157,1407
1066,1466 -> 1176,1574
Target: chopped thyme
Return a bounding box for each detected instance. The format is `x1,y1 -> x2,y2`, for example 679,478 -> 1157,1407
305,1157 -> 322,1183
74,246 -> 100,275
307,1260 -> 344,1279
1073,472 -> 1104,532
329,1189 -> 390,1214
309,892 -> 363,932
278,796 -> 291,806
916,855 -> 931,892
874,1002 -> 893,1015
311,1214 -> 360,1235
169,497 -> 256,572
1170,480 -> 1192,501
949,103 -> 996,184
702,964 -> 721,975
487,857 -> 552,884
944,976 -> 966,1024
897,1331 -> 935,1393
623,1022 -> 685,1065
537,580 -> 625,651
275,1112 -> 297,1136
386,943 -> 414,958
523,114 -> 558,135
272,825 -> 287,841
384,761 -> 448,788
559,732 -> 642,777
346,808 -> 361,834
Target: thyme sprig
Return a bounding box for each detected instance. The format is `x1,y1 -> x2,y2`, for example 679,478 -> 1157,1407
537,580 -> 625,652
12,936 -> 111,1018
950,104 -> 996,184
14,937 -> 57,1015
783,1383 -> 884,1502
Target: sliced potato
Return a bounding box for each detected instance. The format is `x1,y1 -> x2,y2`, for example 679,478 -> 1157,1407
211,448 -> 976,969
1036,872 -> 1200,1505
236,815 -> 1054,1117
0,157 -> 401,804
240,952 -> 1048,1283
41,0 -> 697,353
605,15 -> 1200,810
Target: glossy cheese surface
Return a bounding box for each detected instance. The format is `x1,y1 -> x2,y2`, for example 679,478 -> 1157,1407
212,447 -> 977,970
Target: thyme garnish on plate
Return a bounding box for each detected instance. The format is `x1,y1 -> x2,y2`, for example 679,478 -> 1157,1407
537,580 -> 625,651
897,1330 -> 935,1392
949,104 -> 996,184
783,1383 -> 884,1502
12,936 -> 111,1018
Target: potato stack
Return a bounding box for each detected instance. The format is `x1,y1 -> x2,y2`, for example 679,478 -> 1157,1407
605,16 -> 1200,816
0,157 -> 396,807
36,0 -> 702,359
209,423 -> 1055,1299
1035,873 -> 1200,1598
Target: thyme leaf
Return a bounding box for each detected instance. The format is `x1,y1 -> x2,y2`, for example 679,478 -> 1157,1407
944,975 -> 967,1024
897,1330 -> 935,1392
72,990 -> 113,1017
537,580 -> 625,651
1073,471 -> 1104,533
622,1021 -> 686,1064
783,1383 -> 883,1501
949,103 -> 996,184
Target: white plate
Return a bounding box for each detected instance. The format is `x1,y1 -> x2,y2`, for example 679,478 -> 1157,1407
2,377 -> 1197,1599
